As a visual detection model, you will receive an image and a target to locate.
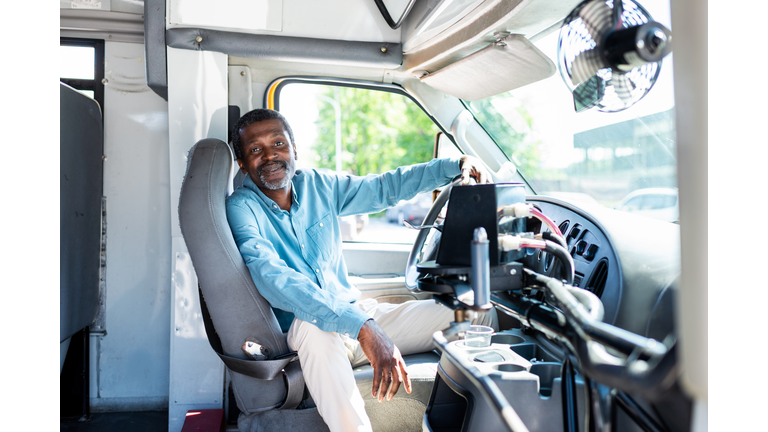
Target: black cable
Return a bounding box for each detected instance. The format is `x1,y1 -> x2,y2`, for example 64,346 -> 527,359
544,240 -> 575,285
562,358 -> 579,432
542,231 -> 568,250
614,391 -> 670,432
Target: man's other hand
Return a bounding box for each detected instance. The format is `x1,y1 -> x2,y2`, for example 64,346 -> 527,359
459,155 -> 492,185
357,319 -> 412,402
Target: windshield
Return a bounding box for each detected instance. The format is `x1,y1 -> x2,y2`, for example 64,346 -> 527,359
464,0 -> 676,221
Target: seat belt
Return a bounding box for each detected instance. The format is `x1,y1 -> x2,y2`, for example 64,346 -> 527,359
198,287 -> 305,409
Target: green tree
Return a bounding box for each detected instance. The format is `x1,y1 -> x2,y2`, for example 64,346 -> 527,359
312,86 -> 439,176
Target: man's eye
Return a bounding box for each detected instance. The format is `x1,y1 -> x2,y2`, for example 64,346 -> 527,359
250,147 -> 261,153
275,141 -> 284,147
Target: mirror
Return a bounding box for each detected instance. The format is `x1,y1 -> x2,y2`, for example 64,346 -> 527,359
374,0 -> 417,29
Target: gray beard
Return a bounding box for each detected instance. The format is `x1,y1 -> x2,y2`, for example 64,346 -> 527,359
258,161 -> 293,190
260,174 -> 291,190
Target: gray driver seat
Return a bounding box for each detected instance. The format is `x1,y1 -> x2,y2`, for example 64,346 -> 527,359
178,138 -> 439,432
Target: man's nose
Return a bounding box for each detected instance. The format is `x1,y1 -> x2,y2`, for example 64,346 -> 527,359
262,146 -> 279,160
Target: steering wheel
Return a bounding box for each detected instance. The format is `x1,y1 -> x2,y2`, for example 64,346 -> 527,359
405,178 -> 462,289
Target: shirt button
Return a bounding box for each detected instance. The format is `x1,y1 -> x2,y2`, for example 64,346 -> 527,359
312,319 -> 317,323
315,269 -> 319,273
319,222 -> 323,227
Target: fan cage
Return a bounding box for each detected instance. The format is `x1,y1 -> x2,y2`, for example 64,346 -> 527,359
557,0 -> 663,113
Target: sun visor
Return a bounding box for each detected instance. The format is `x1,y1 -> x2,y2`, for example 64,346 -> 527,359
419,34 -> 555,101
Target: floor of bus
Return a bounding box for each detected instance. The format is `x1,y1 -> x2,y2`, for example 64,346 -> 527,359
61,412 -> 169,432
60,411 -> 241,432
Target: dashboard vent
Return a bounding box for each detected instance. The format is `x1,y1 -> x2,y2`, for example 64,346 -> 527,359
558,221 -> 570,235
585,258 -> 609,298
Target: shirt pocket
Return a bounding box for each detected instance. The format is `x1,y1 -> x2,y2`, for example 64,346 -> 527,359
306,212 -> 333,263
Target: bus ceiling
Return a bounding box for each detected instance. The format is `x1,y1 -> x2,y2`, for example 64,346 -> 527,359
130,0 -> 581,102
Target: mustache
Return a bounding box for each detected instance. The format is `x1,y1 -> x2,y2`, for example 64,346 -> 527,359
257,160 -> 288,176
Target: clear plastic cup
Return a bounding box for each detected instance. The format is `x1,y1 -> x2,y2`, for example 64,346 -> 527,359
464,325 -> 494,347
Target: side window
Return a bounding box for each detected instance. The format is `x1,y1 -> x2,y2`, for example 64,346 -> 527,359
278,83 -> 455,243
60,38 -> 105,108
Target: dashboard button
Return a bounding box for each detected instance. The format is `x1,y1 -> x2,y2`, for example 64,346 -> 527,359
576,240 -> 588,255
585,244 -> 599,260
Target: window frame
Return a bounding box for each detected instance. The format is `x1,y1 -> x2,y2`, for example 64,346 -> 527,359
267,76 -> 460,155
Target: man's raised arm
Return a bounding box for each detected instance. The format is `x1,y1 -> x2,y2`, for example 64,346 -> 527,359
332,155 -> 490,218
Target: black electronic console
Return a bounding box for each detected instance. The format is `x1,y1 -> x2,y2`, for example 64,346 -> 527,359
414,183 -> 527,311
436,183 -> 526,266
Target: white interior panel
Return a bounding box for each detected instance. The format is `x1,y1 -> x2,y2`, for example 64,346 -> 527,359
342,243 -> 432,302
342,243 -> 412,277
228,65 -> 254,117
91,41 -> 172,412
169,0 -> 402,43
170,0 -> 283,31
167,47 -> 229,432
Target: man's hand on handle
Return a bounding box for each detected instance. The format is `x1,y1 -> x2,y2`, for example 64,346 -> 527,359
459,155 -> 492,185
357,319 -> 412,402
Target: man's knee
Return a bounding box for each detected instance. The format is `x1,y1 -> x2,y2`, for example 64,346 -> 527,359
287,318 -> 342,352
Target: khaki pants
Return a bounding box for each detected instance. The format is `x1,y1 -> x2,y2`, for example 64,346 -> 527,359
287,298 -> 498,432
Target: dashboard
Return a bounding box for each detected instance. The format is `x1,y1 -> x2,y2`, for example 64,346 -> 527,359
522,196 -> 680,339
421,195 -> 685,432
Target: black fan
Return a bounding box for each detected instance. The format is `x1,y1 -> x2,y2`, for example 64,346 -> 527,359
558,0 -> 672,112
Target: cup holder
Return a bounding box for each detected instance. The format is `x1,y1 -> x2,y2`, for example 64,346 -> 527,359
529,363 -> 561,397
490,334 -> 526,345
492,364 -> 527,373
471,351 -> 507,363
509,343 -> 558,363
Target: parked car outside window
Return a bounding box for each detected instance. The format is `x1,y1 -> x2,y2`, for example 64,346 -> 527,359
616,188 -> 679,222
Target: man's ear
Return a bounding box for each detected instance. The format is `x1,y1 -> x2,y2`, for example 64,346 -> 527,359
236,158 -> 247,174
293,144 -> 298,160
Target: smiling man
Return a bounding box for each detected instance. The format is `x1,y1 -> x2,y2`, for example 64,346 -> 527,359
225,108 -> 497,432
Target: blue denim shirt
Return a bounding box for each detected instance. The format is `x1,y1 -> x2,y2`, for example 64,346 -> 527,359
226,157 -> 461,339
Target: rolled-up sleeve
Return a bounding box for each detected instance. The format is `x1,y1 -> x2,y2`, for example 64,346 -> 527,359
227,201 -> 371,338
334,157 -> 461,216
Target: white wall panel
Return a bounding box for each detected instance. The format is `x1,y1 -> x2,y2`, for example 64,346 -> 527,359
168,0 -> 401,43
166,47 -> 229,432
228,65 -> 254,116
170,0 -> 283,31
91,41 -> 172,412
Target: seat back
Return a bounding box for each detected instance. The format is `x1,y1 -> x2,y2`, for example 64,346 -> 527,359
178,138 -> 303,413
60,83 -> 103,371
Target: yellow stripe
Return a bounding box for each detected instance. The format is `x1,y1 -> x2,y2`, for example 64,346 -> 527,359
266,79 -> 286,110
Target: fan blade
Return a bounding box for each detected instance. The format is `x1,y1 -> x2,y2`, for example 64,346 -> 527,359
573,75 -> 605,113
578,0 -> 613,43
571,48 -> 606,86
611,73 -> 635,103
611,0 -> 624,32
